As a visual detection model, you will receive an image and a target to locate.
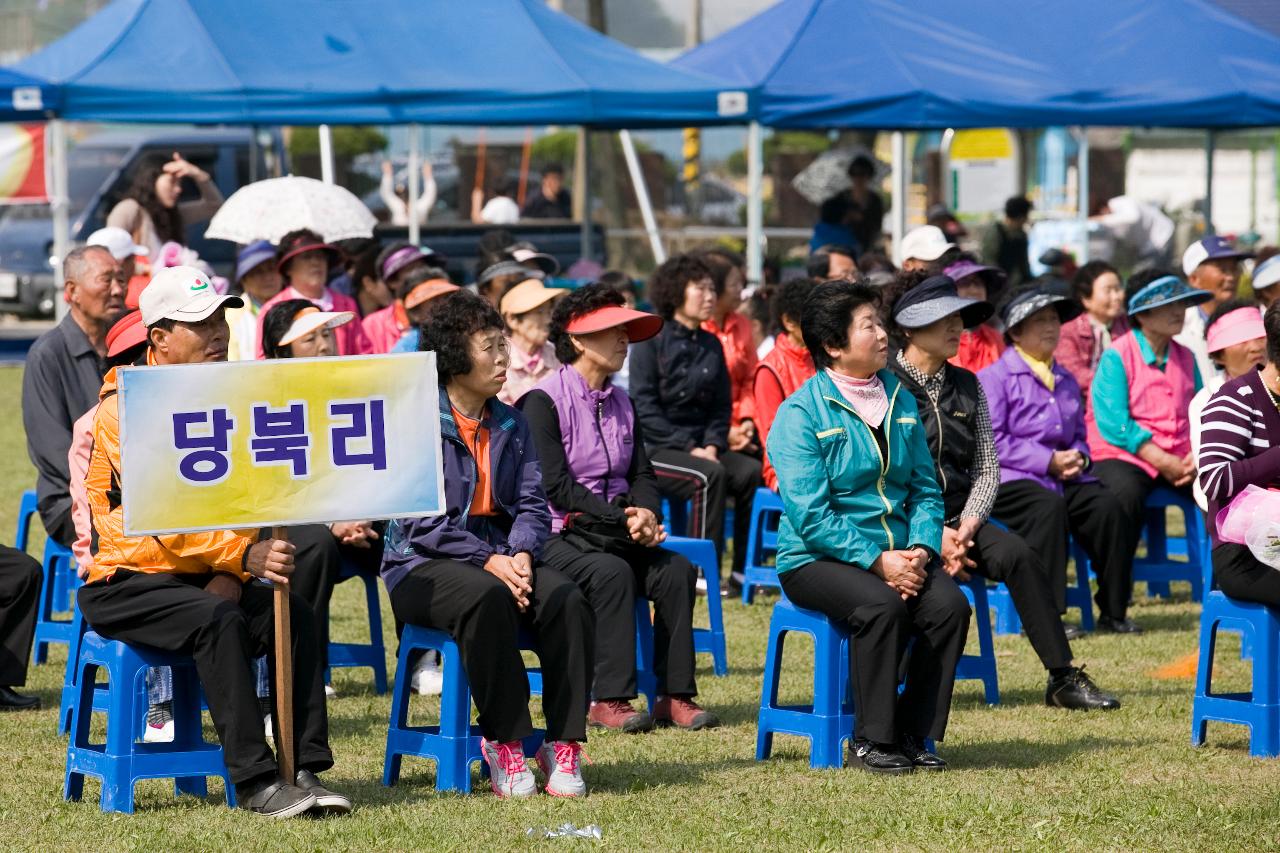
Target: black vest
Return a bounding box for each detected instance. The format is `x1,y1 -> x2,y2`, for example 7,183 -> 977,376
891,360 -> 980,521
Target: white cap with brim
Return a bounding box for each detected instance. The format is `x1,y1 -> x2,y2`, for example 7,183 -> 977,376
140,265 -> 242,326
1253,255 -> 1280,292
278,307 -> 354,346
87,226 -> 149,260
901,225 -> 952,262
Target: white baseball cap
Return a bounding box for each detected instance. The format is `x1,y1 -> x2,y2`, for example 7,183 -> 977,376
140,266 -> 242,327
1181,235 -> 1252,277
277,306 -> 354,347
901,225 -> 953,262
86,226 -> 149,260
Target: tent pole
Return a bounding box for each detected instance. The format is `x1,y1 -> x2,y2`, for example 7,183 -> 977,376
891,131 -> 907,266
50,119 -> 70,322
1204,130 -> 1216,236
319,124 -> 335,185
578,128 -> 592,262
1076,126 -> 1090,263
619,130 -> 665,265
746,121 -> 763,284
408,124 -> 421,246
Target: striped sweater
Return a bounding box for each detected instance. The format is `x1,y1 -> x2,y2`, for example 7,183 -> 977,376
1196,368 -> 1280,546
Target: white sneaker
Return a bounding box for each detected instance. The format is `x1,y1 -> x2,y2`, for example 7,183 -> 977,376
695,577 -> 708,596
324,684 -> 337,699
263,714 -> 274,740
410,655 -> 443,696
536,740 -> 588,798
481,737 -> 536,799
143,719 -> 174,743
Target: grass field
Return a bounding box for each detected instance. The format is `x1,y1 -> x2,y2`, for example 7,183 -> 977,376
1,363 -> 1279,851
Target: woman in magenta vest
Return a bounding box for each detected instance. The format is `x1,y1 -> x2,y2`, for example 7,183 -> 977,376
520,284 -> 721,736
1087,270 -> 1210,632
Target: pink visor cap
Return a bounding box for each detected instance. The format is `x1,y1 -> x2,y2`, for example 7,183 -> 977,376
1206,306 -> 1265,354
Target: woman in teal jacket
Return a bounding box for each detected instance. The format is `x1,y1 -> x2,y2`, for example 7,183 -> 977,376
767,279 -> 969,776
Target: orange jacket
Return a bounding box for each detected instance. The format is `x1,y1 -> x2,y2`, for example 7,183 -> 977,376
85,364 -> 253,585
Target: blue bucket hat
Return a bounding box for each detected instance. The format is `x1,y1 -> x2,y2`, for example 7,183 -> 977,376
1126,275 -> 1213,316
235,240 -> 276,283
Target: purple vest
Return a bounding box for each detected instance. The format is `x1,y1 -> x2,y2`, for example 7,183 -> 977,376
533,365 -> 636,532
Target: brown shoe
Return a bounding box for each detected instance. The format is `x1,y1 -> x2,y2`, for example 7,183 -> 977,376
653,695 -> 720,730
588,699 -> 653,733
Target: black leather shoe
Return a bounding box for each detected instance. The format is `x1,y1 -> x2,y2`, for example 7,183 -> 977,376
236,778 -> 317,819
1063,624 -> 1086,641
296,769 -> 352,815
846,738 -> 914,774
1046,666 -> 1121,711
0,686 -> 40,712
899,734 -> 947,771
1097,615 -> 1143,634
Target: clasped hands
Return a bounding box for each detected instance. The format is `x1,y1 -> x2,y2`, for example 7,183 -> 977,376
871,546 -> 930,600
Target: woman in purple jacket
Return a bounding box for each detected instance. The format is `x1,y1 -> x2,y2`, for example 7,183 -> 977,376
978,284 -> 1133,634
381,291 -> 594,800
520,284 -> 720,735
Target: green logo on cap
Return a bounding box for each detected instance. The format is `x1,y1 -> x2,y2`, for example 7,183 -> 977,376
190,277 -> 209,292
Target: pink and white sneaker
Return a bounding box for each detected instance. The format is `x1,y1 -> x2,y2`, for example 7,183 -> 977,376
480,737 -> 536,799
535,740 -> 588,798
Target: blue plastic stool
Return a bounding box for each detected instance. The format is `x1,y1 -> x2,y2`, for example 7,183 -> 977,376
957,577 -> 1000,705
1134,487 -> 1207,601
33,539 -> 79,665
64,631 -> 234,813
325,559 -> 388,694
383,624 -> 543,792
665,536 -> 728,676
15,488 -> 37,553
1192,553 -> 1280,756
742,487 -> 784,604
756,598 -> 854,769
57,607 -> 113,735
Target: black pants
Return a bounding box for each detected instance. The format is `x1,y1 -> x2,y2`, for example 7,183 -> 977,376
38,494 -> 75,549
77,571 -> 333,785
542,536 -> 697,701
994,476 -> 1134,622
650,447 -> 761,575
1091,460 -> 1195,619
283,524 -> 383,670
388,559 -> 593,744
967,524 -> 1072,671
0,545 -> 41,687
1214,543 -> 1280,607
780,559 -> 969,743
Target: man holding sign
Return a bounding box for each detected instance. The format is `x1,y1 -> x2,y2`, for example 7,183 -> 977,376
78,267 -> 351,820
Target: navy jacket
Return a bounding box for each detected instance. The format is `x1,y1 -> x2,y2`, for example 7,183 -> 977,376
627,321 -> 732,453
381,386 -> 551,593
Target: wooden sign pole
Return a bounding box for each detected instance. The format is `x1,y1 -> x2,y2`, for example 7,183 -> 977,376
271,525 -> 295,783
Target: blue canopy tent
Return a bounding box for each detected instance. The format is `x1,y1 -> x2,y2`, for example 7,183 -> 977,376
15,0 -> 745,128
0,68 -> 57,122
16,0 -> 749,274
674,0 -> 1280,275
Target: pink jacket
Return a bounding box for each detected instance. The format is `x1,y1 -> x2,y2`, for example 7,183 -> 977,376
68,405 -> 96,575
361,302 -> 409,355
1054,312 -> 1129,405
1085,332 -> 1195,478
254,285 -> 371,358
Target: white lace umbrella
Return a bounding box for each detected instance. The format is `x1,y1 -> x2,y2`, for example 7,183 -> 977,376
791,145 -> 891,206
205,175 -> 377,244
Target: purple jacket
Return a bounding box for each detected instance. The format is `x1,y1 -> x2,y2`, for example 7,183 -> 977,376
380,386 -> 550,593
977,346 -> 1094,494
525,365 -> 636,533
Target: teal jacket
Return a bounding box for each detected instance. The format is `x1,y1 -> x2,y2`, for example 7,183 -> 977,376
767,369 -> 944,575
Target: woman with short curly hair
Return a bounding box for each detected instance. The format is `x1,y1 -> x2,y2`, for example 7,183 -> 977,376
381,290 -> 594,800
520,284 -> 720,734
629,254 -> 762,583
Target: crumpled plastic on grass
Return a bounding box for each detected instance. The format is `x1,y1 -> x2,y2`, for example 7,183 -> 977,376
525,823 -> 603,840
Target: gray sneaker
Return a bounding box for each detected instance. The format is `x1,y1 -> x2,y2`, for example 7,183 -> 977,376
237,779 -> 317,819
481,737 -> 536,799
295,769 -> 352,815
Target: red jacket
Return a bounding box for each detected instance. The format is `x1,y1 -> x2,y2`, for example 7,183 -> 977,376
948,324 -> 1004,375
1055,312 -> 1130,406
753,334 -> 815,491
703,312 -> 757,425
